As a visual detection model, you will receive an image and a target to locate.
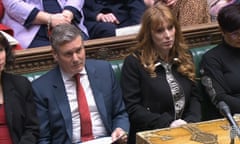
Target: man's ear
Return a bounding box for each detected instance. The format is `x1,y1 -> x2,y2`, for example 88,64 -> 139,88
52,49 -> 58,62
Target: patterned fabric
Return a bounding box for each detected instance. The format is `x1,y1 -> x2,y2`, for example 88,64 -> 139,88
172,0 -> 211,26
161,61 -> 185,119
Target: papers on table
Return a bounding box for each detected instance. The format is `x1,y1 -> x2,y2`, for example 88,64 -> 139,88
79,137 -> 113,144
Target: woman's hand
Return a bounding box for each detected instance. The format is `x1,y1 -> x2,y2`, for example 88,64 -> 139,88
170,119 -> 187,128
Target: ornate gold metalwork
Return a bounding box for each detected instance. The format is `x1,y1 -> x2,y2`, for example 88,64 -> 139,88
182,125 -> 218,144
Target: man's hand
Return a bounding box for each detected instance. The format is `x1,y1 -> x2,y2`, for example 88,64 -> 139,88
111,128 -> 128,144
62,10 -> 74,23
96,13 -> 120,24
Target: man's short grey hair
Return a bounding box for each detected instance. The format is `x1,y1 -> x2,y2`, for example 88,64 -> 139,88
50,24 -> 83,51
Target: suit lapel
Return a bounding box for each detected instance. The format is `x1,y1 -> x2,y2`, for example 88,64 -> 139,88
85,61 -> 111,132
51,67 -> 72,140
2,72 -> 14,133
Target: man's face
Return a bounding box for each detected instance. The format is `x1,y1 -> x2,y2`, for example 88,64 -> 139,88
53,36 -> 85,76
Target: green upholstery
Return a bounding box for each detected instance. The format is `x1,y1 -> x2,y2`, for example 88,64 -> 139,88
190,45 -> 222,121
110,60 -> 124,82
22,71 -> 47,82
190,45 -> 216,78
23,44 -> 219,121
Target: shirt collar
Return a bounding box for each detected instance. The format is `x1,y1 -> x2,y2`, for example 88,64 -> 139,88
60,67 -> 87,82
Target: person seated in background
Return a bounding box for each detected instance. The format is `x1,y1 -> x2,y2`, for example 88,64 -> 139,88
0,0 -> 3,19
32,24 -> 129,144
0,0 -> 22,50
200,4 -> 240,116
208,0 -> 236,21
0,32 -> 39,143
145,0 -> 211,26
83,0 -> 146,39
120,4 -> 202,144
1,0 -> 88,49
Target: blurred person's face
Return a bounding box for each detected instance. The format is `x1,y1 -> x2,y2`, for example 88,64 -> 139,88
0,46 -> 6,72
53,36 -> 85,76
223,29 -> 240,48
144,0 -> 155,7
151,21 -> 175,56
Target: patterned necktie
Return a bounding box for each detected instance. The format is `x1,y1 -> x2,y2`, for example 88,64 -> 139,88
75,73 -> 94,142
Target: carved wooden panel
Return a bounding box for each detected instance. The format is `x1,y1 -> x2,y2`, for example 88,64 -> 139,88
7,23 -> 221,75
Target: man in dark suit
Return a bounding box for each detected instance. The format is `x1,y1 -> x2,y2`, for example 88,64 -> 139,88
32,24 -> 129,144
83,0 -> 146,39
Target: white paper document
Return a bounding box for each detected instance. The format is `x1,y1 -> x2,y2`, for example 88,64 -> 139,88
79,137 -> 113,144
115,24 -> 141,36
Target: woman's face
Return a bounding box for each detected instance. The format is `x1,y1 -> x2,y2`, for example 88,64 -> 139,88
0,46 -> 6,72
224,29 -> 240,48
151,21 -> 176,53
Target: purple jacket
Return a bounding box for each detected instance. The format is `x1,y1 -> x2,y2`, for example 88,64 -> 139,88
1,0 -> 88,49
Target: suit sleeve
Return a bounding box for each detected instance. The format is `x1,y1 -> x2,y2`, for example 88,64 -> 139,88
106,62 -> 130,133
32,82 -> 52,144
16,77 -> 39,144
127,0 -> 146,24
83,0 -> 104,21
182,82 -> 202,122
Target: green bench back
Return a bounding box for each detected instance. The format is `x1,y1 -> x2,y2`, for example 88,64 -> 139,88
23,44 -> 220,121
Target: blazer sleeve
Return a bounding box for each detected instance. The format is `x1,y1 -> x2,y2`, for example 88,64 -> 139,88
20,77 -> 40,144
2,0 -> 36,25
9,75 -> 40,144
182,82 -> 202,122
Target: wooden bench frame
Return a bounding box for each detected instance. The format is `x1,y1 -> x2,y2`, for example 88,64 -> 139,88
8,22 -> 221,75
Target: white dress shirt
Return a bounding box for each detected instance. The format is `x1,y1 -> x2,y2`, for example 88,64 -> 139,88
61,68 -> 107,143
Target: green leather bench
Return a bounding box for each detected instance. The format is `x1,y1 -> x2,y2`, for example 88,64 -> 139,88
23,44 -> 219,121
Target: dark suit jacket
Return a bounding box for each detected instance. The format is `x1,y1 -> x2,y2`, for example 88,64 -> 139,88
32,59 -> 129,144
2,72 -> 39,144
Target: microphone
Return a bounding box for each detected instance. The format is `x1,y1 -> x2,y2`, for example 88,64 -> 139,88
217,101 -> 240,137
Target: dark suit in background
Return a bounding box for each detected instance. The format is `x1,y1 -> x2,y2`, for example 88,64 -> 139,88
2,72 -> 39,144
83,0 -> 146,39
